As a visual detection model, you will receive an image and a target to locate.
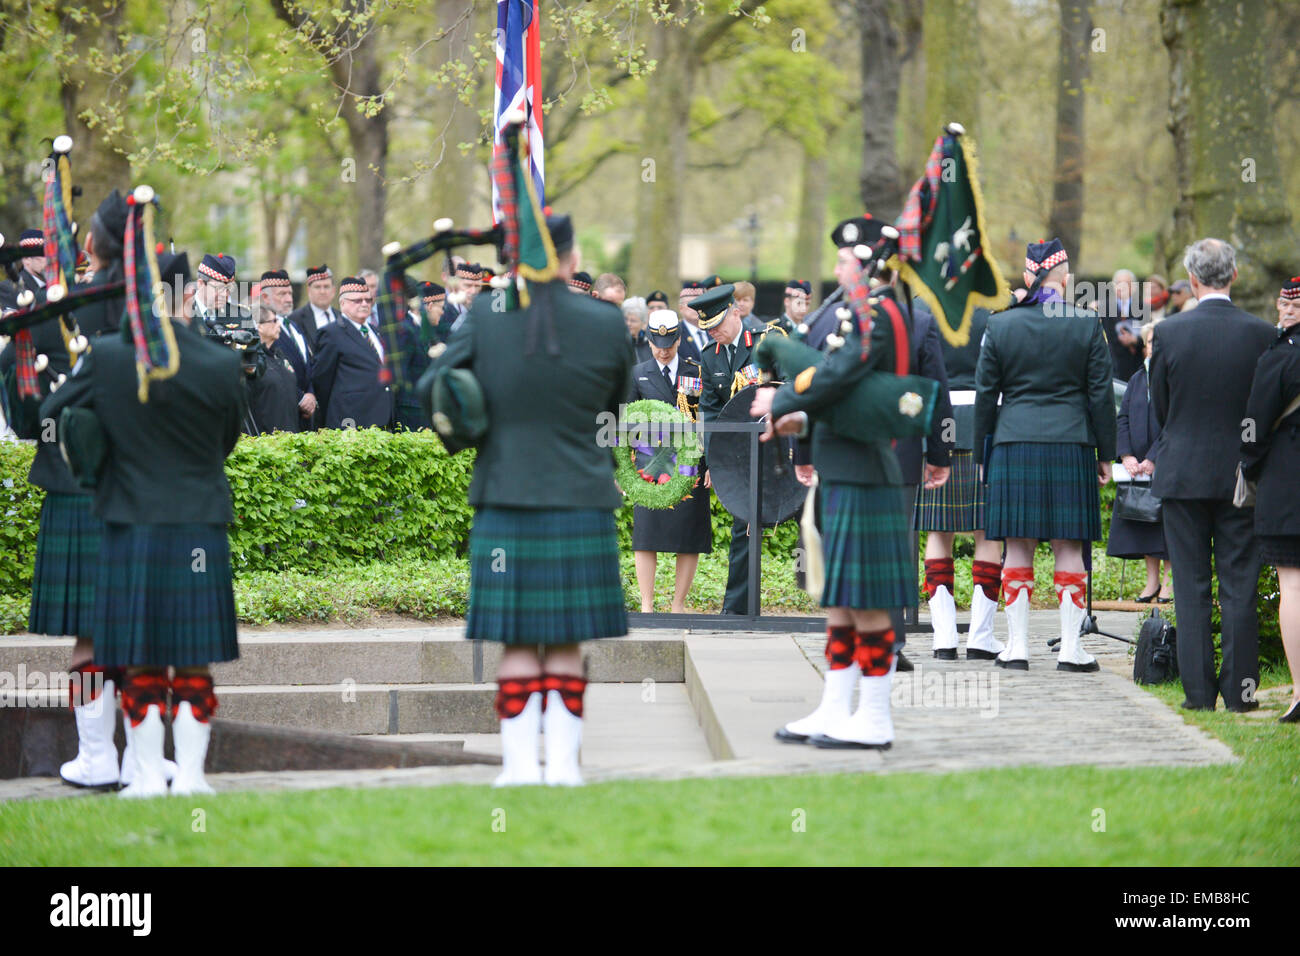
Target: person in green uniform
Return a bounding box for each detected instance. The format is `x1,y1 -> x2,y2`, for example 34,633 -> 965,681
694,283 -> 783,615
0,190 -> 144,788
424,214 -> 634,787
750,216 -> 915,748
44,204 -> 248,798
974,238 -> 1116,672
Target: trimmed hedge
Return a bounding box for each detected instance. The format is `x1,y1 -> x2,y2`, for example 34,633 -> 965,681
0,431 -> 1282,665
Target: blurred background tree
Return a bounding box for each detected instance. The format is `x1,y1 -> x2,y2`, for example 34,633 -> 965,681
0,0 -> 1294,319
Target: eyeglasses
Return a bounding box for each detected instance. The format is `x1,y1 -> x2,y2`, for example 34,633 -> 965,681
343,296 -> 374,305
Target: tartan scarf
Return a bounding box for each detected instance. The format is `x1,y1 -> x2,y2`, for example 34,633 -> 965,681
897,134 -> 945,263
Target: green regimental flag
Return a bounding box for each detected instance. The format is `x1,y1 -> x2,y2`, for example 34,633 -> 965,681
896,126 -> 1009,348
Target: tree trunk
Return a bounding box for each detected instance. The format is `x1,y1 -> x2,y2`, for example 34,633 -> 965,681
57,0 -> 132,215
922,0 -> 980,141
858,0 -> 904,221
1158,0 -> 1296,316
897,0 -> 927,185
1046,1 -> 1090,261
305,140 -> 343,270
628,14 -> 692,293
339,39 -> 388,272
794,147 -> 830,307
270,0 -> 388,272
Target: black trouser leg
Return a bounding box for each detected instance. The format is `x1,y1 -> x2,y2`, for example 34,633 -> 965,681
1161,498 -> 1217,707
722,515 -> 750,614
1211,500 -> 1261,709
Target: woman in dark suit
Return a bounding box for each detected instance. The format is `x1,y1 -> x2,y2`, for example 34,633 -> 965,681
1241,280 -> 1300,723
1108,324 -> 1171,601
627,310 -> 712,613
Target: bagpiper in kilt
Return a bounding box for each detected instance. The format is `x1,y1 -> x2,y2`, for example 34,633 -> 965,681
0,188 -> 130,789
44,203 -> 248,798
910,301 -> 1008,662
756,214 -> 917,750
423,212 -> 634,788
974,238 -> 1117,673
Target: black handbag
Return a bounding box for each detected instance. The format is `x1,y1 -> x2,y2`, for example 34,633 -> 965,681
1114,479 -> 1161,523
1133,608 -> 1178,685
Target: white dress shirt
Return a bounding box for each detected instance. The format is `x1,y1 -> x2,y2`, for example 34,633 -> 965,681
347,317 -> 384,361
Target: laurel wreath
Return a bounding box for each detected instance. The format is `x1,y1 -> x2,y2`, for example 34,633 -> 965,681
614,399 -> 704,510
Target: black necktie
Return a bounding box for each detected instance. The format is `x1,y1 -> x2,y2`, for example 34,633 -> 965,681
726,344 -> 736,369
662,365 -> 674,392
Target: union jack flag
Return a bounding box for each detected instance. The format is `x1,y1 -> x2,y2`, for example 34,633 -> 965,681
493,0 -> 544,220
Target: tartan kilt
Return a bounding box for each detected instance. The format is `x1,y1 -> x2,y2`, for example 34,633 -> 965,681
28,493 -> 103,638
467,507 -> 628,645
984,442 -> 1102,542
913,449 -> 984,532
92,523 -> 239,669
821,483 -> 915,610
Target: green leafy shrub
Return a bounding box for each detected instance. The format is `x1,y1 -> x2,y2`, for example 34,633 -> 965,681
1,443 -> 42,598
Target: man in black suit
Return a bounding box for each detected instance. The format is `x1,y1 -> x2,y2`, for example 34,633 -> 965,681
1097,269 -> 1144,383
286,264 -> 337,356
1150,238 -> 1275,712
311,275 -> 394,429
259,269 -> 316,428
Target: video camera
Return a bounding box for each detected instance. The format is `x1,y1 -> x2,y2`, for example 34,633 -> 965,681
199,305 -> 266,379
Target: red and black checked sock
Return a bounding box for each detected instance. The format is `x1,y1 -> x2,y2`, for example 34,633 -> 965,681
923,558 -> 955,599
494,676 -> 542,719
972,560 -> 1002,602
171,672 -> 218,722
824,625 -> 856,670
67,663 -> 108,709
1002,566 -> 1035,606
541,673 -> 587,718
120,671 -> 169,727
854,628 -> 896,677
1054,571 -> 1087,609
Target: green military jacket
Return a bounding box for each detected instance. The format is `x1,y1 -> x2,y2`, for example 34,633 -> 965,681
769,289 -> 908,487
427,278 -> 634,510
973,298 -> 1116,464
40,318 -> 246,524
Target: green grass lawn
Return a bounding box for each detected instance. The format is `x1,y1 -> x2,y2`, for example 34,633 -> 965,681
3,676 -> 1296,867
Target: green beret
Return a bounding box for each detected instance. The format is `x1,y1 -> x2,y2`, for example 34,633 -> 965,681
430,367 -> 488,453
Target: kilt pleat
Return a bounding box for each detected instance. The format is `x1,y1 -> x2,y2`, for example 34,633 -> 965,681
984,442 -> 1101,542
467,507 -> 628,645
92,523 -> 239,668
820,483 -> 915,610
913,449 -> 984,532
28,493 -> 102,638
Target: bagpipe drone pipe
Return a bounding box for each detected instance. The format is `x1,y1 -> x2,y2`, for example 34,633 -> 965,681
369,113 -> 551,400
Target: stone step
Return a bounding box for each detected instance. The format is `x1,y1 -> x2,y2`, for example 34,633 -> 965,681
216,683 -> 498,735
0,628 -> 686,687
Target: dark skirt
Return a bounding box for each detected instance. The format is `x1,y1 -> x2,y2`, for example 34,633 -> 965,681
631,481 -> 713,554
821,483 -> 915,610
1258,534 -> 1300,569
1106,496 -> 1168,559
984,442 -> 1102,542
92,523 -> 239,669
467,507 -> 628,645
28,493 -> 103,638
914,449 -> 984,532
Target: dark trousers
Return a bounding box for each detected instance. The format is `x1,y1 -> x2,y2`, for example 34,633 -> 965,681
1161,498 -> 1261,709
723,516 -> 750,614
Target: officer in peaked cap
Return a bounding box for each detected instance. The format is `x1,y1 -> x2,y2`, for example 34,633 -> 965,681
694,282 -> 783,615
